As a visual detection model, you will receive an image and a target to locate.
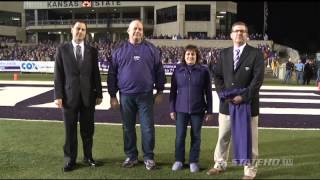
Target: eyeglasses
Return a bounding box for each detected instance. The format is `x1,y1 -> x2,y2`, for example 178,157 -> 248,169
232,30 -> 247,33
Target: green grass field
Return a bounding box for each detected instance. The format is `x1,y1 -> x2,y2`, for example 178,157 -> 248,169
0,120 -> 319,179
0,72 -> 55,81
0,72 -> 318,86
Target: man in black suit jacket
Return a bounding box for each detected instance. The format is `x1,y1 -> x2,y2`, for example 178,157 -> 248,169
54,21 -> 103,172
207,22 -> 265,180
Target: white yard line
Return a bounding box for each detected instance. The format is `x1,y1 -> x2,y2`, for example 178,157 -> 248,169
260,108 -> 320,115
260,98 -> 320,103
259,92 -> 319,96
1,81 -> 318,91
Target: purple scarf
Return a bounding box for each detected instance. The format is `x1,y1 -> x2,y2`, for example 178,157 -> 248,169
219,88 -> 252,165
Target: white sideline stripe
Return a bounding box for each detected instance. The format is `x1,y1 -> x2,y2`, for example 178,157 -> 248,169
1,118 -> 319,131
260,108 -> 320,115
1,86 -> 315,99
260,86 -> 318,90
260,98 -> 320,103
259,92 -> 319,96
163,90 -> 319,97
0,80 -> 54,85
1,81 -> 318,91
27,91 -> 320,115
0,86 -> 52,106
0,80 -> 106,86
30,91 -> 120,109
30,104 -> 320,115
1,84 -> 320,114
168,83 -> 318,91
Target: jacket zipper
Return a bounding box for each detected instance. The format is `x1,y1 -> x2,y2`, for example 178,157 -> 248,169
188,69 -> 191,114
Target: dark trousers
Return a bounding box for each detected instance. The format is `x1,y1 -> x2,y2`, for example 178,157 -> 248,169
120,92 -> 155,161
62,99 -> 95,164
303,74 -> 312,85
175,112 -> 204,163
303,77 -> 311,85
283,70 -> 292,83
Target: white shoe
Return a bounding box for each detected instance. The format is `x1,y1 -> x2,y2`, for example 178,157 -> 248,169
144,159 -> 156,170
171,161 -> 183,171
190,163 -> 199,173
122,157 -> 138,168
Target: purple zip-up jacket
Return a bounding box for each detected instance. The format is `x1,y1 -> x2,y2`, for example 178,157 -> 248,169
107,40 -> 166,97
169,64 -> 213,114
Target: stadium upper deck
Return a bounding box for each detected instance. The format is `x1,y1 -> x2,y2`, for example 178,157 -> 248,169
1,1 -> 237,43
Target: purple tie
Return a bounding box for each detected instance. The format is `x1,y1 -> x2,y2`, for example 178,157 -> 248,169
234,49 -> 240,70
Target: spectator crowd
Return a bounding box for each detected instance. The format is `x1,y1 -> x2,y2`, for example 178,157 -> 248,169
2,37 -> 319,84
0,39 -> 274,66
145,33 -> 266,41
0,40 -> 57,61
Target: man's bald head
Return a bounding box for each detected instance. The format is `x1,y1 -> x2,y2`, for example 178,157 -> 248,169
127,20 -> 144,44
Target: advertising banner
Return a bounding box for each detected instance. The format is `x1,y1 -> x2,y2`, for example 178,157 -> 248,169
163,64 -> 176,75
1,60 -> 179,75
20,61 -> 55,73
0,61 -> 21,72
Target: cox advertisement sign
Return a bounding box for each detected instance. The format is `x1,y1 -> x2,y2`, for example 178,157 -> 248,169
21,62 -> 38,71
20,61 -> 55,73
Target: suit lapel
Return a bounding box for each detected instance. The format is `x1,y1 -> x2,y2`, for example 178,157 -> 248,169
81,44 -> 90,68
83,44 -> 90,62
68,43 -> 78,67
226,47 -> 234,73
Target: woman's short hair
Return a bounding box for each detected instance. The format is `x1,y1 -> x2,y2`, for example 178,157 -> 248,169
181,44 -> 201,64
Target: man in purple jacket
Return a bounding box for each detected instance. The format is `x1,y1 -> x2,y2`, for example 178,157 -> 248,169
107,19 -> 166,171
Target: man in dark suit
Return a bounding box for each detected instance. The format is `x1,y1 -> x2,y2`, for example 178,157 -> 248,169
207,22 -> 264,180
54,20 -> 103,172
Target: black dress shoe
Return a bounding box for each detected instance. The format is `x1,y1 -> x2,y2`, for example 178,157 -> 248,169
83,158 -> 97,167
63,162 -> 76,172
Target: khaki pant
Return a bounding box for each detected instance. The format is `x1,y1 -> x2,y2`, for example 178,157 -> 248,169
213,113 -> 259,177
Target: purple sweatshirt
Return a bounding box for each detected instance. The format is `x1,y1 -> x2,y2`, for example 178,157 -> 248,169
107,40 -> 166,97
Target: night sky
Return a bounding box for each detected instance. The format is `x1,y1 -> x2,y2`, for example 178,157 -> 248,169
237,2 -> 320,54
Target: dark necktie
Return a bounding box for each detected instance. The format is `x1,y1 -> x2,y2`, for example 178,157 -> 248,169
76,45 -> 82,62
234,49 -> 240,70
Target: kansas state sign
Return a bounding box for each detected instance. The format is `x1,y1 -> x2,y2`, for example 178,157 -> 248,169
47,1 -> 121,8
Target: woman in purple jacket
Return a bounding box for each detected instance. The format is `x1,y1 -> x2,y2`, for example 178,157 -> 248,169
169,45 -> 214,173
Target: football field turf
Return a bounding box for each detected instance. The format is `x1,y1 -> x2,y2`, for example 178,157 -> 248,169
0,119 -> 319,179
